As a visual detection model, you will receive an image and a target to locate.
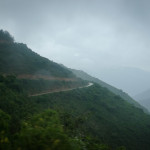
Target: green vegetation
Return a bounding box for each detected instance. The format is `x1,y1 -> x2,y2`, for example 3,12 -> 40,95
1,30 -> 150,150
1,75 -> 150,150
13,77 -> 87,95
0,30 -> 74,77
17,110 -> 81,150
71,69 -> 148,113
0,42 -> 74,77
33,85 -> 150,150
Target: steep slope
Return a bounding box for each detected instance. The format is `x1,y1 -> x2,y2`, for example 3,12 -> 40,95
1,30 -> 150,150
36,85 -> 150,150
1,75 -> 150,150
0,30 -> 88,94
0,30 -> 74,78
70,68 -> 148,112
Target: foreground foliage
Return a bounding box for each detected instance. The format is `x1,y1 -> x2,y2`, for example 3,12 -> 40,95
1,75 -> 150,150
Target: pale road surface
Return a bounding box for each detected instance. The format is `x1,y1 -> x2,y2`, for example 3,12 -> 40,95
30,82 -> 94,97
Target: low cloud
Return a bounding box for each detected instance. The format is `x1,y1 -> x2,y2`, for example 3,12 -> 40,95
1,0 -> 150,94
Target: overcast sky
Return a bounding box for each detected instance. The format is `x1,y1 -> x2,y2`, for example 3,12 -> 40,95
1,0 -> 150,95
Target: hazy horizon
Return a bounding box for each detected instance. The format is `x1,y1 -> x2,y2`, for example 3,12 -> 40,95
1,0 -> 150,96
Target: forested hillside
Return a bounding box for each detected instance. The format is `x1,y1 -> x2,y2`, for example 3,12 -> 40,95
1,75 -> 150,150
1,30 -> 150,150
71,69 -> 148,113
0,30 -> 74,78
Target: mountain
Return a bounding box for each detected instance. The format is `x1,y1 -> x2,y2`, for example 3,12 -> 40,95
0,30 -> 74,78
70,68 -> 148,113
134,89 -> 150,111
1,30 -> 150,150
0,30 -> 87,95
97,67 -> 150,96
1,75 -> 150,150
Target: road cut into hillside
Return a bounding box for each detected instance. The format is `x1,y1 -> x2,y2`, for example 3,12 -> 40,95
30,82 -> 93,97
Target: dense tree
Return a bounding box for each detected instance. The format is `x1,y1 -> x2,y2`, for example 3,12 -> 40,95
16,110 -> 80,150
0,37 -> 75,77
1,30 -> 150,150
0,109 -> 11,150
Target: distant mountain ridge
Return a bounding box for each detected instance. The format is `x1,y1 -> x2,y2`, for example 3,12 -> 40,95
0,43 -> 74,78
70,68 -> 148,113
0,30 -> 75,78
98,67 -> 150,96
1,30 -> 150,150
0,30 -> 147,112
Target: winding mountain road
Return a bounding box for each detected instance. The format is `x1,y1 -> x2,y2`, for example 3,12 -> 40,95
30,82 -> 93,97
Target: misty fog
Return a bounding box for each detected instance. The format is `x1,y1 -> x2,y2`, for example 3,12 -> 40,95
1,0 -> 150,96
